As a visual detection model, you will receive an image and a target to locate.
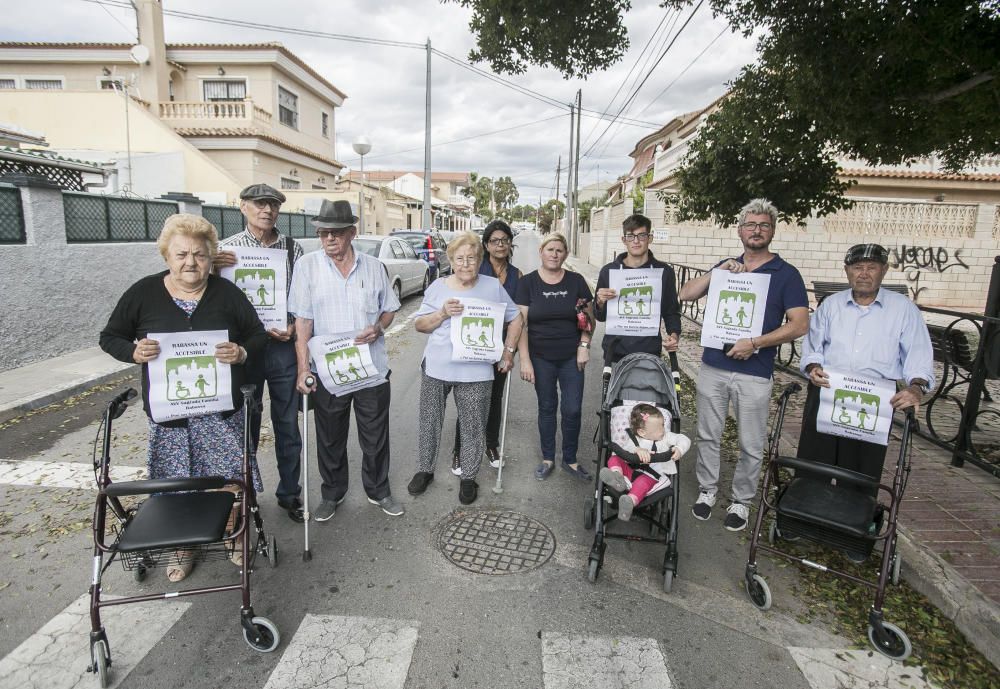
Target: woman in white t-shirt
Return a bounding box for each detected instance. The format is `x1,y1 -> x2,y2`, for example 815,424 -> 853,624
406,233 -> 524,505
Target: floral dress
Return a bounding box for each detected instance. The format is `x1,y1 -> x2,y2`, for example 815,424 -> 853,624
146,298 -> 263,491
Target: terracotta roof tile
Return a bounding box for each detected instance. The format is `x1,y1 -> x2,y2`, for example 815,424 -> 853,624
840,168 -> 1000,183
173,127 -> 343,168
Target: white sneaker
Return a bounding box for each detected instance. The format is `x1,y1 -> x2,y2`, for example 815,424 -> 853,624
450,452 -> 462,476
724,502 -> 750,531
692,491 -> 717,520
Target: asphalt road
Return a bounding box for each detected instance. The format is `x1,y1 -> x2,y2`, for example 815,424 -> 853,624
0,233 -> 881,689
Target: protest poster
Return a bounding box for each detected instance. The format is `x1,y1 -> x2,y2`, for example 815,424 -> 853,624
605,268 -> 663,336
219,247 -> 288,330
308,333 -> 383,396
817,369 -> 896,446
146,330 -> 232,423
450,298 -> 506,363
700,268 -> 771,350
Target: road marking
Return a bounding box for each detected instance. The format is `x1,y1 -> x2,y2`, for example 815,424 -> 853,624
0,594 -> 189,689
0,459 -> 145,489
541,632 -> 673,689
263,614 -> 419,689
789,647 -> 933,689
384,308 -> 419,338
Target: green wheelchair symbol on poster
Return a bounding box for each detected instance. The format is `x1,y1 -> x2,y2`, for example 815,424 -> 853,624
165,356 -> 218,401
234,268 -> 277,307
832,389 -> 880,431
716,290 -> 756,327
461,316 -> 496,347
326,347 -> 371,385
617,285 -> 653,316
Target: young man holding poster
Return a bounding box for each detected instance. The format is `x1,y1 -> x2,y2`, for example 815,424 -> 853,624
215,183 -> 306,523
290,200 -> 403,520
798,244 -> 933,504
594,214 -> 682,364
678,199 -> 809,531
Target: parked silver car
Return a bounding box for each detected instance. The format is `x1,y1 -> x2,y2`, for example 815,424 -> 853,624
352,236 -> 430,300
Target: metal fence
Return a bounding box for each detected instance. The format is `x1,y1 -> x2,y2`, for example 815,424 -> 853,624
63,192 -> 178,242
667,260 -> 1000,478
0,184 -> 25,243
201,206 -> 312,239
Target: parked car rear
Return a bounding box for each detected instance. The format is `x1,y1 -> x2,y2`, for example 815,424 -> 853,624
352,236 -> 430,300
391,230 -> 452,280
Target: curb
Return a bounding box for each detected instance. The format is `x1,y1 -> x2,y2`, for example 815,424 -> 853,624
0,364 -> 135,425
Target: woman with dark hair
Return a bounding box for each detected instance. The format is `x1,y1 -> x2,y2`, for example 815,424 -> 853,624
450,219 -> 522,475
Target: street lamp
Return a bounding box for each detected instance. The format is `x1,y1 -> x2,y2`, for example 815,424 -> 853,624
352,136 -> 372,234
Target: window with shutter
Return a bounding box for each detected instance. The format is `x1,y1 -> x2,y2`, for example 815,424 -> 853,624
25,79 -> 62,90
278,86 -> 298,129
203,80 -> 246,101
0,79 -> 15,89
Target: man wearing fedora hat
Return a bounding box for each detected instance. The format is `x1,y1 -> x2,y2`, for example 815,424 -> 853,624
289,199 -> 404,519
216,183 -> 306,522
798,243 -> 934,508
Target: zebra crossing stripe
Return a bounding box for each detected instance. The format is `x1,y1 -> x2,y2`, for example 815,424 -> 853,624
0,459 -> 146,489
789,647 -> 934,689
0,594 -> 189,689
541,632 -> 673,689
263,614 -> 419,689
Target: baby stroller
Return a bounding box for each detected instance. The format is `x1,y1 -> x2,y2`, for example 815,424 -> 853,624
585,351 -> 683,592
744,382 -> 916,660
87,385 -> 279,688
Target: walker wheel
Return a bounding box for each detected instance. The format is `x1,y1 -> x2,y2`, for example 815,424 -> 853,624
266,535 -> 278,568
746,574 -> 772,610
133,565 -> 147,583
92,639 -> 110,688
891,553 -> 901,586
867,621 -> 911,660
768,522 -> 778,545
243,616 -> 280,652
587,558 -> 600,583
663,569 -> 674,594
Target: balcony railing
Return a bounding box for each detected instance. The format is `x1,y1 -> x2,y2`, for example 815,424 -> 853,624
158,99 -> 273,127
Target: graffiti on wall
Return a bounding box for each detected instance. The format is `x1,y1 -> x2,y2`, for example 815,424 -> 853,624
889,245 -> 969,301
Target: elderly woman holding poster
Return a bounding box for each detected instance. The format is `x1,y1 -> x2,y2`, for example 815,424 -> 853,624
99,214 -> 267,582
515,233 -> 595,481
407,232 -> 523,505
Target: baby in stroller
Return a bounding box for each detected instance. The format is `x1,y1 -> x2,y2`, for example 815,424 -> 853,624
600,403 -> 691,520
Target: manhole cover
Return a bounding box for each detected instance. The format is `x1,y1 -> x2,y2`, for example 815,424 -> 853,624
437,510 -> 556,575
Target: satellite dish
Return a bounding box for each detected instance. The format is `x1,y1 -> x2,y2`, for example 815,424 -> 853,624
129,45 -> 150,65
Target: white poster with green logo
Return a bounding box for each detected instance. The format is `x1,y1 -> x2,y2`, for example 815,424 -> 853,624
219,247 -> 287,330
308,333 -> 383,396
817,369 -> 895,446
606,268 -> 663,336
450,298 -> 506,363
700,268 -> 771,350
146,330 -> 233,423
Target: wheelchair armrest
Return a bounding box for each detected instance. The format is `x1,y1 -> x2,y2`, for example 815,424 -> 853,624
104,476 -> 228,497
773,456 -> 880,491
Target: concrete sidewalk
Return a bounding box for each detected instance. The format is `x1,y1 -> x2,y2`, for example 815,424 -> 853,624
566,254 -> 1000,668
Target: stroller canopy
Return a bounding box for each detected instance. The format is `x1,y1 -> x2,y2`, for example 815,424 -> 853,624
604,353 -> 679,413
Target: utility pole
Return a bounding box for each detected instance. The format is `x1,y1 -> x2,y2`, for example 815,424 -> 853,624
572,89 -> 582,255
566,103 -> 575,238
536,195 -> 541,232
421,38 -> 432,230
554,155 -> 561,211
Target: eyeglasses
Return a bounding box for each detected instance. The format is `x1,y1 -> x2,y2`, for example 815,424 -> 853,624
251,199 -> 281,210
317,228 -> 352,239
453,257 -> 478,266
739,221 -> 773,232
623,232 -> 650,243
488,238 -> 511,246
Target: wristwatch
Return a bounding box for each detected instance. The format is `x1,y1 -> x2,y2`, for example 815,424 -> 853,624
578,342 -> 591,349
505,345 -> 516,354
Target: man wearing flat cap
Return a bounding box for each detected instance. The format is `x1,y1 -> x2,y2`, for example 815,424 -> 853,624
798,243 -> 934,503
288,199 -> 404,519
216,183 -> 306,522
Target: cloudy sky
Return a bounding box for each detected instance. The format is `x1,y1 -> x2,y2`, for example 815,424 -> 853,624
4,0 -> 760,204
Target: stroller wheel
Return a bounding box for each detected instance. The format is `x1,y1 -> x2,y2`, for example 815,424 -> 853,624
587,558 -> 600,583
243,616 -> 280,652
867,621 -> 911,660
662,569 -> 674,594
266,535 -> 278,568
746,574 -> 772,610
584,498 -> 596,530
92,639 -> 110,688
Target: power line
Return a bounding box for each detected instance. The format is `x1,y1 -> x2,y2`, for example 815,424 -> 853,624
92,0 -> 136,42
431,49 -> 568,110
635,26 -> 727,117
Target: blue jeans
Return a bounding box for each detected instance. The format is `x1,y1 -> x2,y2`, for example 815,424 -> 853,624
531,354 -> 585,464
248,338 -> 302,502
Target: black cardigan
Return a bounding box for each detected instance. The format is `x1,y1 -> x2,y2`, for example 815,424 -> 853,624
99,271 -> 267,427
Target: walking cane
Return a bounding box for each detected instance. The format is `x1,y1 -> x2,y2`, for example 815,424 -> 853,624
301,375 -> 315,562
492,371 -> 513,495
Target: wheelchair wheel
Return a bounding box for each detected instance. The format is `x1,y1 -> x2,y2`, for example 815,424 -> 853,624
583,498 -> 595,530
266,535 -> 278,568
92,639 -> 110,688
867,621 -> 911,660
746,574 -> 772,610
663,569 -> 674,594
243,616 -> 280,652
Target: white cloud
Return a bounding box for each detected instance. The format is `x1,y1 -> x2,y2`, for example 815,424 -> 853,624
4,0 -> 758,203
